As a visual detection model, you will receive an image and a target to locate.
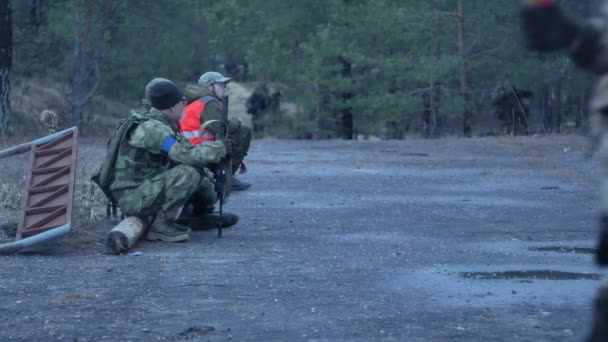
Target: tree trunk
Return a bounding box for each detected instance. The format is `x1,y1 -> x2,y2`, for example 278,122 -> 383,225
426,0 -> 438,139
575,93 -> 582,129
543,85 -> 553,132
0,0 -> 12,139
314,82 -> 321,139
577,87 -> 591,129
70,0 -> 110,130
338,56 -> 353,140
554,80 -> 562,132
71,0 -> 83,128
341,108 -> 353,140
29,0 -> 46,31
457,0 -> 471,137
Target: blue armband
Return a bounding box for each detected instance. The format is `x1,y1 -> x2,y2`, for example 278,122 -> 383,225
161,136 -> 177,154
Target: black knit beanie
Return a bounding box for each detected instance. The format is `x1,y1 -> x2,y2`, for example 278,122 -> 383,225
148,80 -> 184,110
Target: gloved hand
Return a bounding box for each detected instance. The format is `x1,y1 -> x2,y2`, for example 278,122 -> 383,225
521,0 -> 580,52
201,166 -> 215,180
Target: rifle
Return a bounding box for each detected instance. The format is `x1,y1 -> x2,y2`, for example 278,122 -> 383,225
216,95 -> 230,238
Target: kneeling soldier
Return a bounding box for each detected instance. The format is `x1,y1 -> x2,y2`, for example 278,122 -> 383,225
181,71 -> 253,191
109,79 -> 238,242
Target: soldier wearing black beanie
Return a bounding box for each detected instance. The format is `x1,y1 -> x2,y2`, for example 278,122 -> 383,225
99,77 -> 238,248
148,80 -> 186,110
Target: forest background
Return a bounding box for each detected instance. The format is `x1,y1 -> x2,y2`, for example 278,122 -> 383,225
0,0 -> 601,141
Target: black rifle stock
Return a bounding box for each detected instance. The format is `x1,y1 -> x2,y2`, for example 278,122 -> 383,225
216,95 -> 229,238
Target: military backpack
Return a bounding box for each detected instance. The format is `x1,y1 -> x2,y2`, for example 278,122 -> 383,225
91,113 -> 149,215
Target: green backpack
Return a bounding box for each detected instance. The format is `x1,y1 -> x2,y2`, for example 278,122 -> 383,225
91,113 -> 149,217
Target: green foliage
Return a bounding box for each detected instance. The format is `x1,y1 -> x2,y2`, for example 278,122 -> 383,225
10,0 -> 595,137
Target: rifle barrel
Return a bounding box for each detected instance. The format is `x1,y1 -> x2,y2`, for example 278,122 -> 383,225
217,96 -> 229,238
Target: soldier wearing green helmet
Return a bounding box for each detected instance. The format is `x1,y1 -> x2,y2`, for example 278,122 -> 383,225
181,71 -> 253,191
104,78 -> 239,244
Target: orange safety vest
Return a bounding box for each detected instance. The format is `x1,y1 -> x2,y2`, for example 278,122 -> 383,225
179,96 -> 218,145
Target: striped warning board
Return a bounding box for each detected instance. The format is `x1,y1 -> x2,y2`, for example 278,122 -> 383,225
16,129 -> 78,239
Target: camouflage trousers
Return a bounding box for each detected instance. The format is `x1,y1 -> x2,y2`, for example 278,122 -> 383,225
590,76 -> 608,341
229,123 -> 252,174
593,76 -> 608,257
589,280 -> 608,341
112,164 -> 217,218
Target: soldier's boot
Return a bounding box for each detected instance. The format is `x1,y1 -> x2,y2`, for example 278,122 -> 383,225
596,215 -> 608,266
193,202 -> 215,216
231,177 -> 251,191
188,212 -> 239,231
588,286 -> 608,341
146,208 -> 191,242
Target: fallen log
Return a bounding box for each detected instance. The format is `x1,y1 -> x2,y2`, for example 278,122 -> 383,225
106,217 -> 147,254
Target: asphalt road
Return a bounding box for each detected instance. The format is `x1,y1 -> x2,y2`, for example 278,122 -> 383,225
0,136 -> 602,341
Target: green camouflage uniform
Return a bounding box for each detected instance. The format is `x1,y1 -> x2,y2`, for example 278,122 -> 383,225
522,4 -> 608,339
184,83 -> 252,174
109,108 -> 226,218
568,16 -> 608,342
564,15 -> 608,253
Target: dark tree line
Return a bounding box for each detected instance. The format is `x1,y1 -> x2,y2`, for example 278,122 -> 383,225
0,0 -> 600,138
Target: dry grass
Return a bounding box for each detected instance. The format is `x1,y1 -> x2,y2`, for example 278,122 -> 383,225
10,77 -> 130,138
0,139 -> 110,244
9,78 -> 298,140
74,141 -> 112,225
0,153 -> 28,242
11,78 -> 71,130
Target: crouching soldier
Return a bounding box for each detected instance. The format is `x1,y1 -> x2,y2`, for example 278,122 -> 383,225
107,79 -> 238,243
522,1 -> 608,340
181,71 -> 253,191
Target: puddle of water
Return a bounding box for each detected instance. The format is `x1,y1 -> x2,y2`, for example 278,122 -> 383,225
329,232 -> 415,243
353,168 -> 381,174
385,265 -> 600,308
401,152 -> 430,157
380,149 -> 430,156
529,246 -> 596,254
460,270 -> 602,281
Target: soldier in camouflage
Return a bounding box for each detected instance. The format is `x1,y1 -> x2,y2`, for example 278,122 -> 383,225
522,1 -> 608,340
109,79 -> 238,243
181,71 -> 253,191
132,77 -> 177,117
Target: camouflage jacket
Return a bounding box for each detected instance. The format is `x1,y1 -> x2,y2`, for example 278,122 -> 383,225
569,17 -> 608,74
110,108 -> 226,191
566,16 -> 608,148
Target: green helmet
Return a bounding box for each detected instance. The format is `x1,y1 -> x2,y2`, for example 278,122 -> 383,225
198,71 -> 231,87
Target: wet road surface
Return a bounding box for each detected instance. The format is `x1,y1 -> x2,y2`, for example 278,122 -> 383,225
0,136 -> 601,341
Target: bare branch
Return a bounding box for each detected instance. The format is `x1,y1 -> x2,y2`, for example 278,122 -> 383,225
467,39 -> 508,59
